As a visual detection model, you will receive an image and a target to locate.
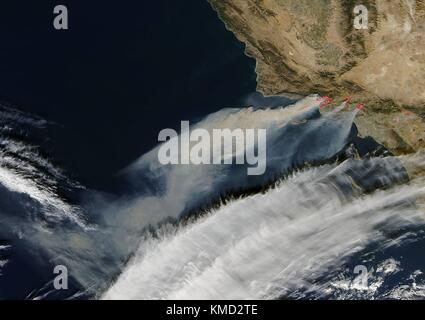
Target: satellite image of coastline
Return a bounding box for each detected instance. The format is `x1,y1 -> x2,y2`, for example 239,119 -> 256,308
0,0 -> 425,307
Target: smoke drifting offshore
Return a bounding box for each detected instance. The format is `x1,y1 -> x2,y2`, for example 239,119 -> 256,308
0,96 -> 424,299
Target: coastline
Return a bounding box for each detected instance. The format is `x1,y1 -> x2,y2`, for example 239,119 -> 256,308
206,0 -> 425,155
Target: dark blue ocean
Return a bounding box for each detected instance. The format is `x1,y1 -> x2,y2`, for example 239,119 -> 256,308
0,0 -> 261,191
0,0 -> 424,301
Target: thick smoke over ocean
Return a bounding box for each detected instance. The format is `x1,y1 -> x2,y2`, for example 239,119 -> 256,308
0,97 -> 424,299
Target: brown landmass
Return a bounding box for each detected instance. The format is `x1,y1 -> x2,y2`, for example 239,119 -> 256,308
208,0 -> 425,155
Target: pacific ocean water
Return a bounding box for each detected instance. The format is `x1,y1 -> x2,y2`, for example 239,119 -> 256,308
0,0 -> 265,192
0,0 -> 263,298
1,1 -> 424,301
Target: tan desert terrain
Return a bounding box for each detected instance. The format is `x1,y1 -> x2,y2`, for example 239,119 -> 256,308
208,0 -> 425,155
